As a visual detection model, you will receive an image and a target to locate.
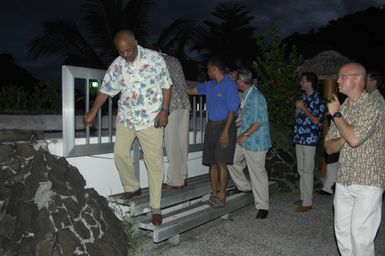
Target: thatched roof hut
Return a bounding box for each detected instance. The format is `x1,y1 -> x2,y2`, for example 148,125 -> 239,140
297,50 -> 352,79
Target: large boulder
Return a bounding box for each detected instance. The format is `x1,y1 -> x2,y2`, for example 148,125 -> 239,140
0,130 -> 127,256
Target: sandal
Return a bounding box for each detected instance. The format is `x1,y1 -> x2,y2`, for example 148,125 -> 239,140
207,195 -> 217,207
207,195 -> 226,208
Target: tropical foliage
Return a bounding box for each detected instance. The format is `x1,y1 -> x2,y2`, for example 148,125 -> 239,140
194,3 -> 258,68
254,25 -> 303,127
0,82 -> 61,114
28,0 -> 156,69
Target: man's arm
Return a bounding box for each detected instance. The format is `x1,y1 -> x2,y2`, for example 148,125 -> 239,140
331,117 -> 360,147
328,95 -> 360,147
83,92 -> 109,125
219,112 -> 235,146
296,100 -> 319,125
156,88 -> 172,127
324,137 -> 345,154
161,88 -> 171,111
237,122 -> 261,145
186,85 -> 198,95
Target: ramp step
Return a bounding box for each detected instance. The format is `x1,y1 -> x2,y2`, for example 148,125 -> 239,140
138,192 -> 254,243
108,174 -> 235,216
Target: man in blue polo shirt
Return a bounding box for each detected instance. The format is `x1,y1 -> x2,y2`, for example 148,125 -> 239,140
293,72 -> 325,212
187,56 -> 240,208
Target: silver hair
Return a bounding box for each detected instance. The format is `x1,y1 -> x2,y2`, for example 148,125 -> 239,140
237,68 -> 253,85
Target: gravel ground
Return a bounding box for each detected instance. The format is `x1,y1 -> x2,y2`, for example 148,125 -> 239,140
134,192 -> 385,256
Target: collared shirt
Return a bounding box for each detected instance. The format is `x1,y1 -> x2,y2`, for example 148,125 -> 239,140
325,92 -> 385,188
99,46 -> 171,130
240,86 -> 272,151
196,75 -> 240,121
162,54 -> 191,111
370,89 -> 385,105
293,91 -> 325,146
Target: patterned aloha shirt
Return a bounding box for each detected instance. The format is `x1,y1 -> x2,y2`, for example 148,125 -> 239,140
293,91 -> 325,146
162,54 -> 191,111
325,92 -> 385,188
99,46 -> 171,130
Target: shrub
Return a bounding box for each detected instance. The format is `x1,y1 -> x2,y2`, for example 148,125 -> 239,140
0,81 -> 61,114
254,25 -> 303,128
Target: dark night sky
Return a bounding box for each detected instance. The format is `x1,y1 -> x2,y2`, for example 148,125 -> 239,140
1,0 -> 385,82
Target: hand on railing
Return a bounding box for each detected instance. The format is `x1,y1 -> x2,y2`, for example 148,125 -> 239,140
83,112 -> 96,127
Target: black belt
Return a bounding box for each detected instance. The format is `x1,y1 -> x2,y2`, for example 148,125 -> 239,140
208,120 -> 226,125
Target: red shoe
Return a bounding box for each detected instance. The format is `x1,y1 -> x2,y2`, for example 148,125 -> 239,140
152,214 -> 162,226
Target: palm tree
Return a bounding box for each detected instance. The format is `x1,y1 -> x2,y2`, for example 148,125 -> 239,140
28,0 -> 155,69
155,18 -> 197,60
147,17 -> 202,80
194,3 -> 259,69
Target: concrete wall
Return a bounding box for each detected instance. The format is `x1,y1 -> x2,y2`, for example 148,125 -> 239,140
1,115 -> 209,198
47,138 -> 208,198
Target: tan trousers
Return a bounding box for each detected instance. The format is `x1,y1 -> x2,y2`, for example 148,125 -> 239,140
114,122 -> 164,209
164,109 -> 190,186
228,144 -> 269,210
295,144 -> 316,207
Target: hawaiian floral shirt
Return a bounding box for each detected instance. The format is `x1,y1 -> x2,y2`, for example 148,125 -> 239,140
293,91 -> 325,145
99,46 -> 171,130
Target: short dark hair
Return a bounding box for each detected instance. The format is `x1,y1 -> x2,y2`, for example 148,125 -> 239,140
302,72 -> 318,90
368,71 -> 384,87
208,56 -> 226,72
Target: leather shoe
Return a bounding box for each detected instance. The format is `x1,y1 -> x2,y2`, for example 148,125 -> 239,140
295,205 -> 312,212
162,183 -> 185,190
120,188 -> 141,200
256,209 -> 268,219
294,200 -> 303,206
316,190 -> 332,196
152,214 -> 162,226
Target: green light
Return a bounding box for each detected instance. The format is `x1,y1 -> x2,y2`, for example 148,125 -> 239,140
90,81 -> 99,88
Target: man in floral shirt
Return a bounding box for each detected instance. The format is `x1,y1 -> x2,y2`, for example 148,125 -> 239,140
293,72 -> 325,212
83,30 -> 171,226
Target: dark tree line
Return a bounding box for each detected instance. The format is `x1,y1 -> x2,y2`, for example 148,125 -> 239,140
285,5 -> 385,73
3,2 -> 385,85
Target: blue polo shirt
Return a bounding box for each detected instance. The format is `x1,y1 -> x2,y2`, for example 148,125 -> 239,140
293,91 -> 325,146
196,75 -> 240,121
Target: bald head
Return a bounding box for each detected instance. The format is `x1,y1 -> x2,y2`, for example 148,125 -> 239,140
114,30 -> 135,45
338,62 -> 367,99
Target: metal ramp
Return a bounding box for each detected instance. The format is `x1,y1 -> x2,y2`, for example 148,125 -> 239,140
108,174 -> 278,243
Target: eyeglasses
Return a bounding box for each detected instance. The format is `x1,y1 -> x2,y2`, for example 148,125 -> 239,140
337,73 -> 361,80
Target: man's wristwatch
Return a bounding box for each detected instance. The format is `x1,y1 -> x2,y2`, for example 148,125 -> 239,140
161,108 -> 170,114
332,112 -> 342,119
